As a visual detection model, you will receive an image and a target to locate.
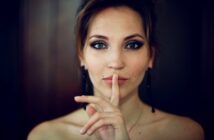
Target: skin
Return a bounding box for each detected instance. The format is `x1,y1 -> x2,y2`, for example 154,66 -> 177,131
28,6 -> 204,140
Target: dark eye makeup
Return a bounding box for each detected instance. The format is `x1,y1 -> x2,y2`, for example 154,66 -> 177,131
89,41 -> 107,49
125,40 -> 144,50
89,40 -> 144,50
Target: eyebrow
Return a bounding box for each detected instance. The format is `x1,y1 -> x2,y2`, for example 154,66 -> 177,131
124,34 -> 145,40
88,35 -> 108,40
88,33 -> 145,40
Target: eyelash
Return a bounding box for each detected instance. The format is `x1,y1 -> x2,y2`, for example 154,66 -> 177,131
125,40 -> 144,50
89,40 -> 144,50
90,41 -> 107,50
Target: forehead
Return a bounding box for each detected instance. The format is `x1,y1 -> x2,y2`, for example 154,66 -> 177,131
87,6 -> 145,38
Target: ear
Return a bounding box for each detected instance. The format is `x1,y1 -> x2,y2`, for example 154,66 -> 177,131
79,54 -> 84,67
79,52 -> 87,69
148,47 -> 155,69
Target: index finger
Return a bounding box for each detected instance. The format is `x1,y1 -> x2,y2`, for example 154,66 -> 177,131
110,74 -> 120,106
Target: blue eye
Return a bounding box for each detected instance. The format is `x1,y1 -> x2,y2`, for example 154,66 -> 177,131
125,41 -> 144,50
90,41 -> 107,49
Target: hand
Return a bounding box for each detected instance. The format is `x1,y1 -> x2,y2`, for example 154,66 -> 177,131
74,74 -> 130,140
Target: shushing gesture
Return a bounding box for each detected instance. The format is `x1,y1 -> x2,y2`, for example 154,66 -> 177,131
74,74 -> 130,140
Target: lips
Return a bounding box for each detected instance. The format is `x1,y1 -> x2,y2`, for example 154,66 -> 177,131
103,76 -> 128,86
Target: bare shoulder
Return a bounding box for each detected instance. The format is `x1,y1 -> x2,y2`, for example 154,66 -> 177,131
27,109 -> 89,140
157,110 -> 205,140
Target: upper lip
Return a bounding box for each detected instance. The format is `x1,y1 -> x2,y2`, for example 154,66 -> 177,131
103,76 -> 128,80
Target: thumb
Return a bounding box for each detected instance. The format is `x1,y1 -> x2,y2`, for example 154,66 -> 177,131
86,105 -> 97,117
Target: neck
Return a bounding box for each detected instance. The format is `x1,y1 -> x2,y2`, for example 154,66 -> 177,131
94,88 -> 143,129
119,89 -> 143,128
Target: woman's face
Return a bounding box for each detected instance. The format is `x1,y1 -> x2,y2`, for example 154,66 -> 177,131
80,6 -> 153,99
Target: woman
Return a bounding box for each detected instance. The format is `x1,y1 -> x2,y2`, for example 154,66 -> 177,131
28,0 -> 204,139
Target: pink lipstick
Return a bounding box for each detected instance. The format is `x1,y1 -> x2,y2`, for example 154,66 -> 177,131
103,76 -> 128,86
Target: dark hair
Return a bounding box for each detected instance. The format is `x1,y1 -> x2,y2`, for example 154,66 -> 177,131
75,0 -> 158,59
75,0 -> 159,99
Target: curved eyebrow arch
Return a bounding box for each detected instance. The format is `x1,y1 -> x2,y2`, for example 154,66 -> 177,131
124,34 -> 145,40
89,35 -> 108,40
88,33 -> 145,40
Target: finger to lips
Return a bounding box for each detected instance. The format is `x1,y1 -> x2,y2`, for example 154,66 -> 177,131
110,74 -> 120,106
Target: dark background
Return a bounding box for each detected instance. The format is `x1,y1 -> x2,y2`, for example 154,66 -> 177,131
1,0 -> 213,140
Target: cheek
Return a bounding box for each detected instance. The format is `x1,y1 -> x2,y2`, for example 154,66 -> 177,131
84,54 -> 103,78
84,48 -> 103,70
126,47 -> 151,78
129,59 -> 148,81
132,65 -> 146,76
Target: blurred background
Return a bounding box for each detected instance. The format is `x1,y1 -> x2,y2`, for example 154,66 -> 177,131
0,0 -> 213,140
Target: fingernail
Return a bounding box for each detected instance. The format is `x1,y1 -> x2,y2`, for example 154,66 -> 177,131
74,96 -> 80,101
80,128 -> 85,134
87,131 -> 92,136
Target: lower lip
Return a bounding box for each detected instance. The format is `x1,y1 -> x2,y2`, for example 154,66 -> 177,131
103,79 -> 127,86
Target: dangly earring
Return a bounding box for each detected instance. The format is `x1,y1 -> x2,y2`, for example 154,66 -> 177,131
81,66 -> 87,95
81,66 -> 93,110
146,68 -> 156,113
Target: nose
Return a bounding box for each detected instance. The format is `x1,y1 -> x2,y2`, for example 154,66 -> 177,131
107,49 -> 125,70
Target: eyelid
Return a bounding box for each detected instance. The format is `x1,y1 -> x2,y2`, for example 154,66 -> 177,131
89,40 -> 108,49
125,40 -> 144,49
125,39 -> 144,43
89,39 -> 107,44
